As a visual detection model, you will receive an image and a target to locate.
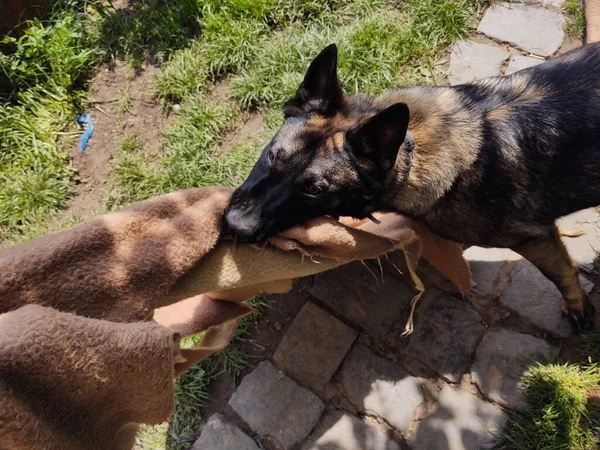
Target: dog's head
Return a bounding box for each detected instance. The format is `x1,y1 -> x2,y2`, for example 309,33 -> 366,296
224,44 -> 410,242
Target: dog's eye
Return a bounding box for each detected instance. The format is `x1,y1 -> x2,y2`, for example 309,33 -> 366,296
305,184 -> 322,196
267,149 -> 276,164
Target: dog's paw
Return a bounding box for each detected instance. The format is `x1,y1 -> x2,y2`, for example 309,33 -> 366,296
563,300 -> 596,333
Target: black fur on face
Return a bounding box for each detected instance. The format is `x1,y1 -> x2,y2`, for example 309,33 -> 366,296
224,44 -> 410,242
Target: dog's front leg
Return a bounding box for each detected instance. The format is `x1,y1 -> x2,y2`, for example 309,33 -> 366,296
511,225 -> 596,333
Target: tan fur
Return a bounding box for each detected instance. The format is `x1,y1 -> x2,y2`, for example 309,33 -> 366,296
332,131 -> 345,150
377,88 -> 483,215
586,0 -> 600,44
487,105 -> 511,121
512,226 -> 589,314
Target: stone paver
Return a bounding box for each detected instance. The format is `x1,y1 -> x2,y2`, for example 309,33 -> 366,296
505,54 -> 544,75
302,410 -> 400,450
449,41 -> 508,85
471,329 -> 559,408
410,386 -> 507,450
558,208 -> 600,272
229,362 -> 325,449
273,302 -> 357,391
310,261 -> 416,337
500,258 -> 594,337
404,289 -> 485,382
463,246 -> 520,298
478,4 -> 565,56
192,414 -> 259,450
341,345 -> 423,433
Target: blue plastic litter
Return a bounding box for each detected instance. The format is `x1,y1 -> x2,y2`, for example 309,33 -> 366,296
76,114 -> 94,151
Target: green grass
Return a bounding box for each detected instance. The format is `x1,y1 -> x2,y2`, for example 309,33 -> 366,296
497,363 -> 600,450
94,0 -> 204,66
565,0 -> 585,39
0,6 -> 101,242
106,94 -> 256,209
229,0 -> 483,108
152,0 -> 379,106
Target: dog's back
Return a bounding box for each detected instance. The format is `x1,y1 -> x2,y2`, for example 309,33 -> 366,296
411,43 -> 600,247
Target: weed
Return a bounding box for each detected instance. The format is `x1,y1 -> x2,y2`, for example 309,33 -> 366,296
0,12 -> 98,101
152,15 -> 268,106
136,424 -> 169,450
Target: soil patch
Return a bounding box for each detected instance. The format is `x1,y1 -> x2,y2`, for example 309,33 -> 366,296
64,61 -> 166,220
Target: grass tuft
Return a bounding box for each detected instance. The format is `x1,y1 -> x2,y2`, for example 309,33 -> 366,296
564,0 -> 585,39
497,363 -> 600,450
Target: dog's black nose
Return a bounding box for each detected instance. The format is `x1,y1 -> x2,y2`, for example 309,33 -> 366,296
224,208 -> 264,242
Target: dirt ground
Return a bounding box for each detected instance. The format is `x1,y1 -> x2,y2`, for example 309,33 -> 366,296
63,61 -> 166,220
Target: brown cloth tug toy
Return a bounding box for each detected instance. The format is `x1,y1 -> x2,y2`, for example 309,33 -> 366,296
0,186 -> 471,450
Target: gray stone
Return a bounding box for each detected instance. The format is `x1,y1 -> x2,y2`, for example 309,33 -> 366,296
410,386 -> 507,450
471,329 -> 559,407
449,41 -> 508,85
505,55 -> 544,75
229,362 -> 324,449
404,289 -> 485,382
500,258 -> 594,337
463,246 -> 520,298
302,410 -> 400,450
310,261 -> 416,337
477,4 -> 565,56
544,0 -> 565,7
273,302 -> 357,391
192,414 -> 259,450
340,345 -> 423,432
558,208 -> 600,272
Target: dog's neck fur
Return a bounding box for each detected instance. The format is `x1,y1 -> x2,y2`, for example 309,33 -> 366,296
353,86 -> 484,216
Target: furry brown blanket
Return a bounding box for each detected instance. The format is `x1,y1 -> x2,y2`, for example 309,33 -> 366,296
0,186 -> 472,450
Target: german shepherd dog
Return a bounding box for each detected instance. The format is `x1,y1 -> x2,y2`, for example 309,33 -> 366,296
224,42 -> 600,332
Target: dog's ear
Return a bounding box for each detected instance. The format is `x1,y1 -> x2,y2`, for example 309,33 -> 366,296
285,44 -> 344,115
347,103 -> 410,174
